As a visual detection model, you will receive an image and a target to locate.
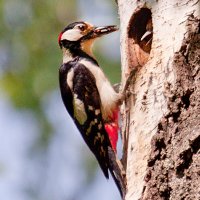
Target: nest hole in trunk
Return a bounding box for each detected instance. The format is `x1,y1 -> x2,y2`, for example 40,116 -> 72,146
128,8 -> 153,67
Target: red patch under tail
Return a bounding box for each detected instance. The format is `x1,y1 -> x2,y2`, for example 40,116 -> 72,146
104,109 -> 119,152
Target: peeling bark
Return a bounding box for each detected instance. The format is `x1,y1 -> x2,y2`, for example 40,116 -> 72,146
118,0 -> 200,199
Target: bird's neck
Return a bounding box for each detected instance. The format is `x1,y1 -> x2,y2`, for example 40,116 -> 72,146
81,39 -> 94,57
62,48 -> 74,63
62,45 -> 98,65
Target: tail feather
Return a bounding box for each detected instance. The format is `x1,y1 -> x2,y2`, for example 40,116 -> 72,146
98,158 -> 109,179
109,167 -> 123,197
108,147 -> 126,199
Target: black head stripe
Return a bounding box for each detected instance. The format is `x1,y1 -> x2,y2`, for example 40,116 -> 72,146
62,21 -> 86,33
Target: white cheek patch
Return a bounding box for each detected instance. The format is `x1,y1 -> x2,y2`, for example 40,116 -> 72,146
61,29 -> 83,41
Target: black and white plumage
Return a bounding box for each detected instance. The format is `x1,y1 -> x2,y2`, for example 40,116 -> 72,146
59,58 -> 111,178
58,22 -> 125,196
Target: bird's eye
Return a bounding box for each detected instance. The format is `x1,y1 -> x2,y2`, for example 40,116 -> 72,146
78,25 -> 86,31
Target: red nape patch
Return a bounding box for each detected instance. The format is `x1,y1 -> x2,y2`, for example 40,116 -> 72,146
58,32 -> 63,44
105,123 -> 119,152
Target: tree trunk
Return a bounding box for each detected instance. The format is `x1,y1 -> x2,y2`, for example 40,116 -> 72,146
118,0 -> 200,199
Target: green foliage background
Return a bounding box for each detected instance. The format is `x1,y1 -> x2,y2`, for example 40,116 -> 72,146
0,0 -> 120,145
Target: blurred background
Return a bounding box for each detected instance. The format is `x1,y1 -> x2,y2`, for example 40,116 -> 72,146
0,0 -> 121,200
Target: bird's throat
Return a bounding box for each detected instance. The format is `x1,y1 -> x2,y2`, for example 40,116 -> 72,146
62,39 -> 95,64
81,39 -> 94,57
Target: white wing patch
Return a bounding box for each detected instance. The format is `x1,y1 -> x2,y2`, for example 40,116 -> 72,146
66,68 -> 74,90
73,94 -> 87,125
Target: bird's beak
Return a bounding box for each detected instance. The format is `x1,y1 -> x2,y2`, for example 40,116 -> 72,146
82,25 -> 118,40
92,25 -> 118,37
141,31 -> 152,41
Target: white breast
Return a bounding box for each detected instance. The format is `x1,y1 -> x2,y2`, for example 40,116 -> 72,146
79,59 -> 120,119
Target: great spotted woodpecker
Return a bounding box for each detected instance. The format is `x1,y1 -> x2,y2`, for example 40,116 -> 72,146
58,22 -> 125,196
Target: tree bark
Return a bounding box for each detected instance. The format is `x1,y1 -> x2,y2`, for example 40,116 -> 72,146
118,0 -> 200,199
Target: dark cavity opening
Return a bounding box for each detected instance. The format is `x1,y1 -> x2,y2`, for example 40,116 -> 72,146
128,8 -> 153,54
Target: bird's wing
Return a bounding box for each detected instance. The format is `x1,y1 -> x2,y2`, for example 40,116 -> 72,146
59,63 -> 74,118
60,61 -> 111,178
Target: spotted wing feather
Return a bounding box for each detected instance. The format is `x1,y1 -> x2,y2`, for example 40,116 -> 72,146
59,60 -> 111,178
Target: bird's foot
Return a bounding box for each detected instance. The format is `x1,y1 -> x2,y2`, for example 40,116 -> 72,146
117,68 -> 139,105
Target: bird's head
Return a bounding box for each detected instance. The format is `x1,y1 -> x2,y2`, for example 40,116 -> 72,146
58,21 -> 118,56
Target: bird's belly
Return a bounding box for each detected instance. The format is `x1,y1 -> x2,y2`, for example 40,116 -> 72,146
98,80 -> 120,120
79,59 -> 120,119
